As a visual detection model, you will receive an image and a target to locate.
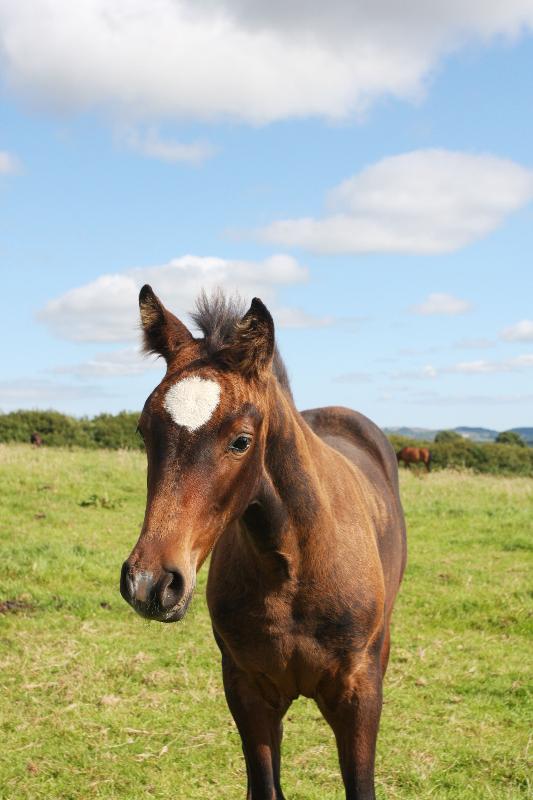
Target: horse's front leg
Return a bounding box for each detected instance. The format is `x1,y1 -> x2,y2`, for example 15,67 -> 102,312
317,658 -> 383,800
221,652 -> 289,800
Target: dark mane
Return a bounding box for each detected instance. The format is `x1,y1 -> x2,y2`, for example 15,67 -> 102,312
191,289 -> 293,398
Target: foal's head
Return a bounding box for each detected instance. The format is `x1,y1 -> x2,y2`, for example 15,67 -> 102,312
120,285 -> 279,622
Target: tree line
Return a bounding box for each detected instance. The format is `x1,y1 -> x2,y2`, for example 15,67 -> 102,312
0,410 -> 144,450
389,428 -> 532,476
1,410 -> 532,476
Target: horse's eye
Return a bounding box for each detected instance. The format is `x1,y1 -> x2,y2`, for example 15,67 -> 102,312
229,435 -> 252,454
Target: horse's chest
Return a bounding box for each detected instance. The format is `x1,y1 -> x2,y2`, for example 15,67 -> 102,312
211,587 -> 294,658
209,588 -> 366,698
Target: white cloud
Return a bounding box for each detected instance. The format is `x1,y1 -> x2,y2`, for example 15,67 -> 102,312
500,319 -> 533,342
51,347 -> 161,377
388,353 -> 533,380
503,353 -> 533,369
259,150 -> 533,254
1,2 -> 532,125
411,292 -> 472,316
0,378 -> 108,412
453,360 -> 497,374
397,345 -> 443,356
39,273 -> 139,343
453,354 -> 533,373
37,253 -> 326,343
390,365 -> 439,381
0,150 -> 21,174
120,127 -> 215,164
333,371 -> 374,384
402,390 -> 533,406
273,307 -> 334,329
453,337 -> 494,349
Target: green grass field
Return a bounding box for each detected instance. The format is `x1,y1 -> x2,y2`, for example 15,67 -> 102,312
0,444 -> 531,799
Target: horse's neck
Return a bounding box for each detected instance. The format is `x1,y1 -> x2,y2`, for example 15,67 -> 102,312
239,380 -> 335,575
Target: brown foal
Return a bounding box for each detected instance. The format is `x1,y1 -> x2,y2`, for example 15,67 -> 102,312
120,286 -> 407,800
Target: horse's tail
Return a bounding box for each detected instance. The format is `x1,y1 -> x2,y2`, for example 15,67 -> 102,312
427,450 -> 432,472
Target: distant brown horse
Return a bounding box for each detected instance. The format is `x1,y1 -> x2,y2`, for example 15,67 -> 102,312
120,287 -> 407,800
30,432 -> 43,448
396,446 -> 431,473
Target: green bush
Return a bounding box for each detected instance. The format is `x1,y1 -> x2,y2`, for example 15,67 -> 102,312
89,412 -> 143,450
0,410 -> 143,450
390,434 -> 533,477
495,430 -> 526,447
434,429 -> 463,443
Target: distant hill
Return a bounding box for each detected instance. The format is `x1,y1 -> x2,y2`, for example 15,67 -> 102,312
455,426 -> 498,442
384,426 -> 533,445
385,427 -> 440,441
511,427 -> 533,444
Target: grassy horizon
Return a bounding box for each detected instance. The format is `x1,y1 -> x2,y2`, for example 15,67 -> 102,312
0,444 -> 531,799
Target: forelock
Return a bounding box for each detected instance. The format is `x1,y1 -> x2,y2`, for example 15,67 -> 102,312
190,289 -> 293,398
191,288 -> 246,355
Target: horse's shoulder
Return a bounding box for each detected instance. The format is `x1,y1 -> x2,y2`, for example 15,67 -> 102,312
300,406 -> 397,485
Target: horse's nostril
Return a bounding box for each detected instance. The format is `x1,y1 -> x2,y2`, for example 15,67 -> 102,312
120,561 -> 187,618
159,568 -> 186,610
120,562 -> 156,606
120,560 -> 135,603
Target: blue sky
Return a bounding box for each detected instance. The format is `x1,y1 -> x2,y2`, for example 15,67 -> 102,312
1,1 -> 533,430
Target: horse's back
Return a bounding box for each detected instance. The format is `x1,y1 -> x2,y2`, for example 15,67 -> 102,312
301,406 -> 399,493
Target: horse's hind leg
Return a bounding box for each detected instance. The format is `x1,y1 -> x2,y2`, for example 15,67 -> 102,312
221,653 -> 288,799
380,626 -> 391,677
317,658 -> 382,800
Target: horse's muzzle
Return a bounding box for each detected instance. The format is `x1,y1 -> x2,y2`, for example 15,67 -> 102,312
120,561 -> 192,622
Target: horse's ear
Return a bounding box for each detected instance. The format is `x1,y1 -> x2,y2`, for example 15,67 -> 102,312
139,284 -> 193,361
221,298 -> 275,378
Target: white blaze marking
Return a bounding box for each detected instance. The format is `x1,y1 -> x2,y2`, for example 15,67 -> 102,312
163,376 -> 220,432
